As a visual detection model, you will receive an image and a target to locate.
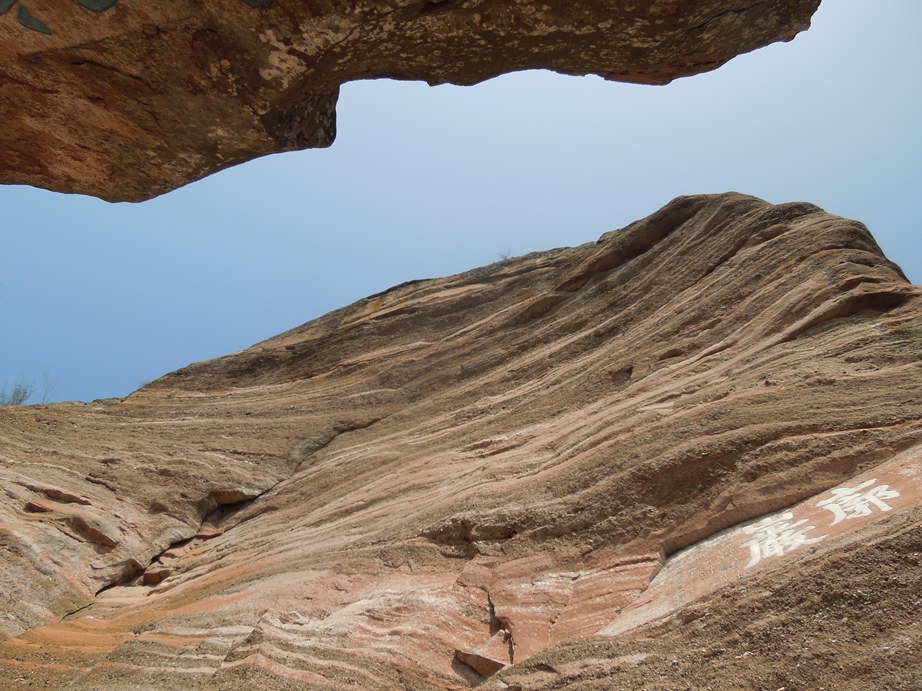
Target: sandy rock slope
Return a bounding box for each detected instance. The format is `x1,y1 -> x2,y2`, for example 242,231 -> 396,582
1,192 -> 920,688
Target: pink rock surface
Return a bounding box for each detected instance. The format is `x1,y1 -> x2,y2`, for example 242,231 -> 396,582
1,193 -> 920,688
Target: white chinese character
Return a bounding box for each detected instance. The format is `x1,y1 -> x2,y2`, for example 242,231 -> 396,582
816,478 -> 900,525
740,511 -> 827,569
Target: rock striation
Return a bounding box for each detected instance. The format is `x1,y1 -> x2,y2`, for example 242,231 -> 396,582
1,192 -> 920,687
0,1 -> 820,201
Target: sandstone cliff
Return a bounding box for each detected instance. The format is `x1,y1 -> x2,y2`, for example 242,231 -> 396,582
1,193 -> 920,687
0,1 -> 820,201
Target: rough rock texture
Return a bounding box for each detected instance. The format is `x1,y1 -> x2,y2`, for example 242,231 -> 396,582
1,193 -> 921,688
0,1 -> 820,201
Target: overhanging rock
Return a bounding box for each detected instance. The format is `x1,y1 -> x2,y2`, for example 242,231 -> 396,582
0,0 -> 820,201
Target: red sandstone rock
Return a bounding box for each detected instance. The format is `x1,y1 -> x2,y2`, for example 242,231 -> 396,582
36,487 -> 92,505
1,193 -> 920,687
456,646 -> 508,678
0,1 -> 820,201
64,514 -> 120,548
142,568 -> 172,586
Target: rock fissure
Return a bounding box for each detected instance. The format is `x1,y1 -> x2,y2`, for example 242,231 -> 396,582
119,416 -> 395,596
293,415 -> 388,469
60,600 -> 97,623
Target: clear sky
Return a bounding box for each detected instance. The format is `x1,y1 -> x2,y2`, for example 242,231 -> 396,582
1,0 -> 920,404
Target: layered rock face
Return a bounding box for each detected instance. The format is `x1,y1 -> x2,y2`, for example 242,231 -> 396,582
0,1 -> 819,201
1,193 -> 920,688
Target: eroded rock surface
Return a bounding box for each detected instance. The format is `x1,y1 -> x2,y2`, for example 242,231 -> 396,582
0,1 -> 819,200
1,193 -> 920,687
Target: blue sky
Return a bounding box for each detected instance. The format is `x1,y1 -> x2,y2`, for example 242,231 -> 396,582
1,0 -> 920,403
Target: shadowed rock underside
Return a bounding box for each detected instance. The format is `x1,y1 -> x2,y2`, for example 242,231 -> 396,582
1,193 -> 920,688
0,0 -> 820,201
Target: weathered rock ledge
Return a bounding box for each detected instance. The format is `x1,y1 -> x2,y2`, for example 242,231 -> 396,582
0,1 -> 820,200
1,193 -> 920,687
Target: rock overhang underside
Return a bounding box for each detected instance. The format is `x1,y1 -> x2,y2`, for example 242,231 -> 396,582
0,0 -> 820,201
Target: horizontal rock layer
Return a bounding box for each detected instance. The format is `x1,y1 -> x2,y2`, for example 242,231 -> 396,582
0,1 -> 819,200
1,192 -> 921,687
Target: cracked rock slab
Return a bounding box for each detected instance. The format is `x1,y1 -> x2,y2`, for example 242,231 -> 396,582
0,0 -> 820,201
